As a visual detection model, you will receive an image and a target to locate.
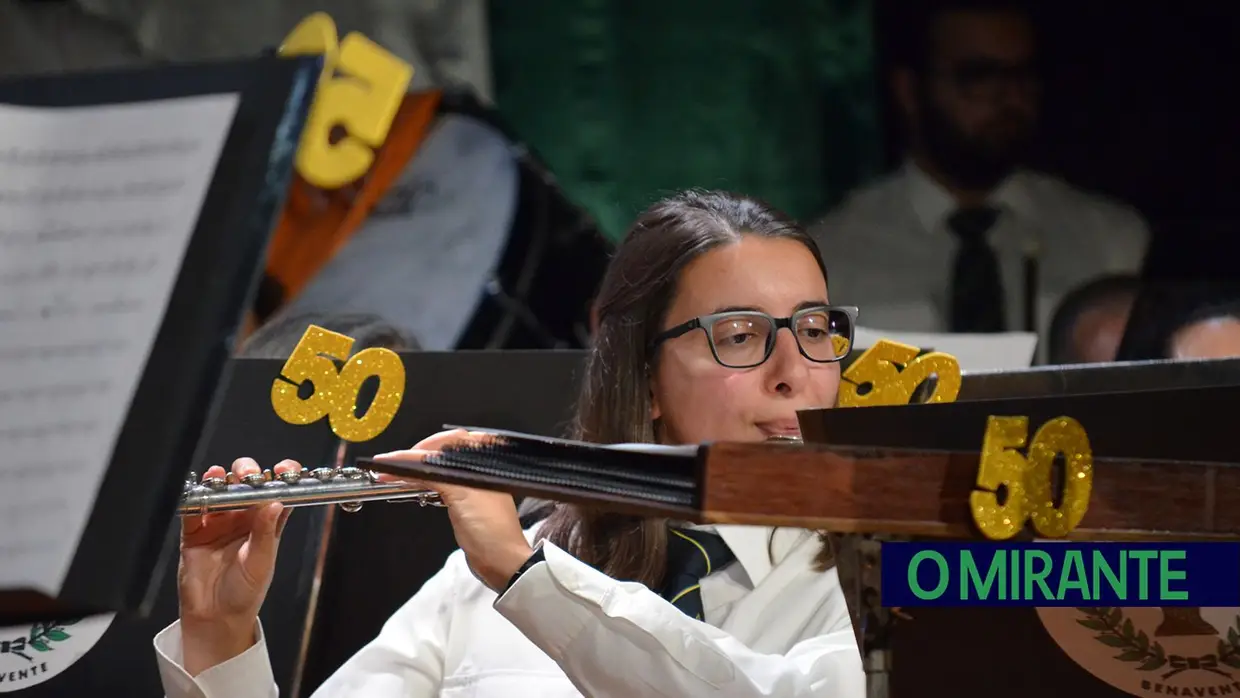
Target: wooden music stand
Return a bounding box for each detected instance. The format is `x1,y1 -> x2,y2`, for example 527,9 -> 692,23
791,374 -> 1240,698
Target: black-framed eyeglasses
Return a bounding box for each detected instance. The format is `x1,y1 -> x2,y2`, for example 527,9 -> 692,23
651,305 -> 858,369
938,57 -> 1040,102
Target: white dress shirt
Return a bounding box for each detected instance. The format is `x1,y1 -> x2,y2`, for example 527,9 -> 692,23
811,162 -> 1149,346
154,525 -> 864,697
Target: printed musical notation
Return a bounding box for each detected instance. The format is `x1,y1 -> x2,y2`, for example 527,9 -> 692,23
0,95 -> 239,594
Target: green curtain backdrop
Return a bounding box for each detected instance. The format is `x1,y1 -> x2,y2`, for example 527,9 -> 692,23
488,0 -> 881,241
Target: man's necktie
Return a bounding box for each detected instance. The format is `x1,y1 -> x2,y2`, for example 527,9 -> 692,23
947,206 -> 1006,333
660,528 -> 736,620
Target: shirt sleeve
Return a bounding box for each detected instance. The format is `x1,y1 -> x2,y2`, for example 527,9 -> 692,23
154,551 -> 465,698
493,541 -> 866,698
154,621 -> 277,698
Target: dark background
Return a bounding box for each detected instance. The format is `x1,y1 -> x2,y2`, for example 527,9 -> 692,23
877,3 -> 1240,694
874,0 -> 1240,283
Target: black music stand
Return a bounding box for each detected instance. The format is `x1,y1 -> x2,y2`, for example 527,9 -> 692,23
0,356 -> 344,697
0,54 -> 318,627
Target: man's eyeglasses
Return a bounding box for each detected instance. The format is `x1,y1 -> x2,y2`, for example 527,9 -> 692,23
940,58 -> 1039,102
651,305 -> 858,369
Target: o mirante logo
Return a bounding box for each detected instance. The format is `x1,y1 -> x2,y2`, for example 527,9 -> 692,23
0,614 -> 113,692
1038,607 -> 1240,697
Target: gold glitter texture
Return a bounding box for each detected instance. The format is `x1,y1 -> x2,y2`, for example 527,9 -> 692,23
969,415 -> 1094,540
1025,416 -> 1094,538
970,416 -> 1031,540
831,334 -> 852,359
328,346 -> 405,442
270,325 -> 406,442
837,339 -> 962,407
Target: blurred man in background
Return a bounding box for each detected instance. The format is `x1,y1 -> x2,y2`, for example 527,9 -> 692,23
812,0 -> 1148,346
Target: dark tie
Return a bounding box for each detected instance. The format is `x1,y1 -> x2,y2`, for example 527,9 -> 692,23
660,528 -> 736,620
947,206 -> 1006,333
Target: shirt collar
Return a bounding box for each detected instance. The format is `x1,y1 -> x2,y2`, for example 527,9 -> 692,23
902,159 -> 1032,233
701,524 -> 813,587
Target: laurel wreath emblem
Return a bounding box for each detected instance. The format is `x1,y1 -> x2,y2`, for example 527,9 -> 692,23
1,620 -> 79,662
1075,608 -> 1240,672
28,620 -> 77,653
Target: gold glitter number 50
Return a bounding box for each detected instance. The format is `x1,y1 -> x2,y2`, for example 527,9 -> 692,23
969,416 -> 1095,540
837,339 -> 962,408
270,325 -> 406,442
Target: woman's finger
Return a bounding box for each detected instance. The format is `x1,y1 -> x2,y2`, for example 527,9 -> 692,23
371,447 -> 432,463
202,465 -> 227,481
367,469 -> 463,505
182,510 -> 254,547
245,503 -> 285,570
275,506 -> 292,537
408,428 -> 471,452
182,512 -> 205,536
465,431 -> 501,446
230,457 -> 262,478
272,459 -> 301,476
370,449 -> 432,487
373,471 -> 431,488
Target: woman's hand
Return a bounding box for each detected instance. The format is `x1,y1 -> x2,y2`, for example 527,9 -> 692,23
374,429 -> 534,592
177,458 -> 295,676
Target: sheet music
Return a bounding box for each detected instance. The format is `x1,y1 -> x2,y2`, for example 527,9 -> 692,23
0,95 -> 239,594
854,326 -> 1038,372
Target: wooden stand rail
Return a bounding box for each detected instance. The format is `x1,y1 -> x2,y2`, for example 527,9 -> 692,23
699,442 -> 1240,540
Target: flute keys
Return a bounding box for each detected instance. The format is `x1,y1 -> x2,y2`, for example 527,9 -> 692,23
311,467 -> 335,481
203,476 -> 228,491
240,472 -> 268,488
277,468 -> 304,485
337,466 -> 366,480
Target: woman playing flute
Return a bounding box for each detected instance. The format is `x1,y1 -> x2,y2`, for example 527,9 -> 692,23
156,190 -> 866,697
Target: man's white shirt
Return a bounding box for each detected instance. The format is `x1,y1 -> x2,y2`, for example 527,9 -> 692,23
811,161 -> 1149,346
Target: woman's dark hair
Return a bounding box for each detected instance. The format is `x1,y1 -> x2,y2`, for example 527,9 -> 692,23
1116,281 -> 1240,361
1045,274 -> 1140,365
533,189 -> 833,586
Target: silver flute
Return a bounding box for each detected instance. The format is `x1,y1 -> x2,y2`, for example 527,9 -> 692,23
177,434 -> 804,516
178,465 -> 444,516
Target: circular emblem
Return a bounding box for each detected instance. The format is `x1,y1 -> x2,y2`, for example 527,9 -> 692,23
0,614 -> 114,692
1038,607 -> 1240,697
